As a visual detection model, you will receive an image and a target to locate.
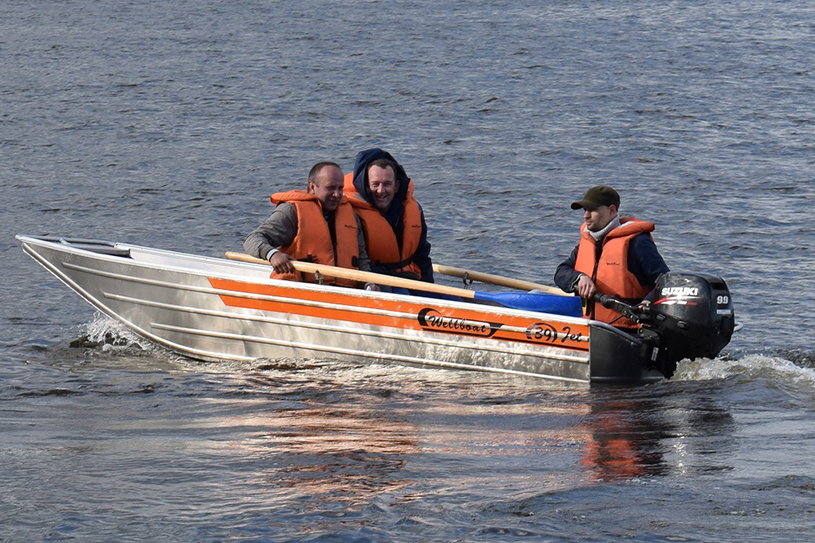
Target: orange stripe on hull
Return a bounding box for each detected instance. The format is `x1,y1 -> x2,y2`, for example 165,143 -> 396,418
208,278 -> 589,352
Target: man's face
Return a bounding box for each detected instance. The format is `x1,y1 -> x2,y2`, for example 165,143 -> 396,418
308,166 -> 344,212
583,205 -> 617,232
367,165 -> 399,212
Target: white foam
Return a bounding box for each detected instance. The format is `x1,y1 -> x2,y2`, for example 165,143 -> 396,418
81,313 -> 152,351
674,354 -> 815,385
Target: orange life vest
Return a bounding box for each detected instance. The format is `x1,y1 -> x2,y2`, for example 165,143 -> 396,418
574,217 -> 654,328
269,190 -> 359,287
343,172 -> 424,278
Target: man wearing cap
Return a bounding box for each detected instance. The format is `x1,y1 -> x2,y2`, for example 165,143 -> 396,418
554,185 -> 669,328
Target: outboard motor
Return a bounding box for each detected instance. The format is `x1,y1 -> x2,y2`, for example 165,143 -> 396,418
647,272 -> 735,374
591,272 -> 736,381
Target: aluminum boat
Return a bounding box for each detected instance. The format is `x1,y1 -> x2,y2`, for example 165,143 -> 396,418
17,235 -> 735,385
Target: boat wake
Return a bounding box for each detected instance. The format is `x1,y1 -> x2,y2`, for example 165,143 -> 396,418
69,315 -> 815,393
674,353 -> 815,387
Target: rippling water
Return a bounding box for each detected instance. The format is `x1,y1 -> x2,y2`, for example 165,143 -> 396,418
3,0 -> 815,540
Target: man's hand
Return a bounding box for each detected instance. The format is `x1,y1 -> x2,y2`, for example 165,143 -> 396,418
576,274 -> 597,299
269,251 -> 296,274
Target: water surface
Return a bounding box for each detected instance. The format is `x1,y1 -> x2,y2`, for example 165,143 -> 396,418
2,0 -> 815,540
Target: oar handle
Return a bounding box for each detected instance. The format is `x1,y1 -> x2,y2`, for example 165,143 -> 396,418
225,252 -> 476,299
432,263 -> 569,296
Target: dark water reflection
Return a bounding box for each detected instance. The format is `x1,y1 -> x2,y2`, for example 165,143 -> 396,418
581,383 -> 737,481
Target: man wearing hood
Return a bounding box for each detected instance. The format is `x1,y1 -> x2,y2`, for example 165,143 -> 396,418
343,148 -> 434,283
554,185 -> 669,328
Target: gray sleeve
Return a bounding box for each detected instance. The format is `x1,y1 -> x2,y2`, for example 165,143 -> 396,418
243,203 -> 298,260
355,214 -> 372,272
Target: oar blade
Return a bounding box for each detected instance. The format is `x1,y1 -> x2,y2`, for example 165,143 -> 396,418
473,291 -> 583,316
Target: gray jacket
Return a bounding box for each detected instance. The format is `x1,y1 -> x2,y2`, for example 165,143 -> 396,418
243,202 -> 371,271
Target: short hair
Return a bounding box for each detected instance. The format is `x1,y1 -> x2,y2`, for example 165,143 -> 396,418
307,161 -> 341,186
367,158 -> 397,176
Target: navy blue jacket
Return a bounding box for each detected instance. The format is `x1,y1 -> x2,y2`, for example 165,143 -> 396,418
554,232 -> 669,295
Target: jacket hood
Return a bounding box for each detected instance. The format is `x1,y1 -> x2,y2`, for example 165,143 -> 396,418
351,148 -> 411,205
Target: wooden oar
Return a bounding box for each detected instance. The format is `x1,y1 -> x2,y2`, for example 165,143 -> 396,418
432,263 -> 569,296
224,252 -> 582,316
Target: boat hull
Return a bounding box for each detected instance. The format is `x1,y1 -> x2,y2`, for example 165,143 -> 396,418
17,236 -> 664,385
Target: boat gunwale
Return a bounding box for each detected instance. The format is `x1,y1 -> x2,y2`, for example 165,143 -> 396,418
17,234 -> 591,325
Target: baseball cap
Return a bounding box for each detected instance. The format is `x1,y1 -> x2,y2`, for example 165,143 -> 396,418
570,185 -> 620,210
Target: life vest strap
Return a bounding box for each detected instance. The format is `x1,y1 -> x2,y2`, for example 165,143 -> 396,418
374,256 -> 414,270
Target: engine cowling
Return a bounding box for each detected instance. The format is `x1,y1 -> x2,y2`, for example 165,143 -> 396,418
649,272 -> 735,369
